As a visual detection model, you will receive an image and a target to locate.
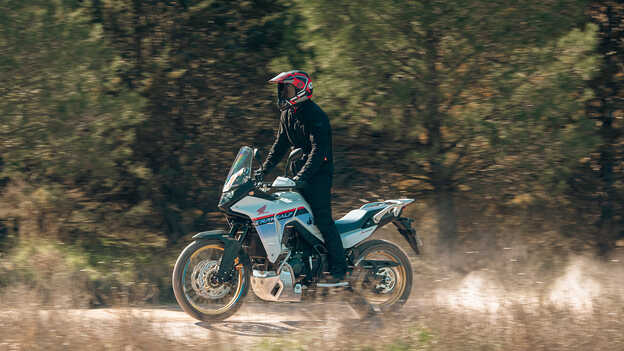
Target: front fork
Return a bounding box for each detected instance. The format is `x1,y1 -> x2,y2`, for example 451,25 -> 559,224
215,224 -> 249,282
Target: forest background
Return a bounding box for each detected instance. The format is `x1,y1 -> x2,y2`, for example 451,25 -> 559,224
0,0 -> 622,305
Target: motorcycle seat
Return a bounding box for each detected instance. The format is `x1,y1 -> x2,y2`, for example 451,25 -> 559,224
335,208 -> 382,234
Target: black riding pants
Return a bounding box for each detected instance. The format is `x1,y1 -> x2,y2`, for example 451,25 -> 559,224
300,173 -> 347,276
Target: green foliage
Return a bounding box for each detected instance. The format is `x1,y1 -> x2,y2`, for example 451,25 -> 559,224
486,24 -> 600,196
299,0 -> 592,192
93,0 -> 307,242
296,0 -> 597,256
0,0 -> 152,245
0,0 -> 145,184
0,0 -> 621,277
0,237 -> 170,306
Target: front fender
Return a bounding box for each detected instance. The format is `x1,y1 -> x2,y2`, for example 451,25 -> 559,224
191,229 -> 248,280
192,229 -> 229,240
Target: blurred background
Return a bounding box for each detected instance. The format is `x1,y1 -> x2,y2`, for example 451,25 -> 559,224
0,0 -> 623,349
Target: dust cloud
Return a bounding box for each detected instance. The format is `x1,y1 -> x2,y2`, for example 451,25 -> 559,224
432,256 -> 622,315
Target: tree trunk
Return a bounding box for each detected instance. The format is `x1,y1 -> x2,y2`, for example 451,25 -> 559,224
588,2 -> 623,254
597,111 -> 618,254
436,188 -> 459,259
422,22 -> 459,266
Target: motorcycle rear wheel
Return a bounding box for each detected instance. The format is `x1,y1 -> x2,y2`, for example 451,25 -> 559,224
172,239 -> 250,321
351,239 -> 413,312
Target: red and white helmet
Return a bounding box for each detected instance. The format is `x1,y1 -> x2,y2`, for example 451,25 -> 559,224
269,70 -> 313,111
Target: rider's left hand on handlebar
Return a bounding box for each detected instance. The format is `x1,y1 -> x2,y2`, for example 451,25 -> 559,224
291,176 -> 308,189
253,168 -> 264,183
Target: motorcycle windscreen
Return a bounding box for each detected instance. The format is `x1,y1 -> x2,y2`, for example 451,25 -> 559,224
223,146 -> 253,192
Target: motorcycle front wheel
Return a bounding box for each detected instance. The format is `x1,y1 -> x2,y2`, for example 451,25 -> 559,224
172,239 -> 250,321
351,239 -> 413,312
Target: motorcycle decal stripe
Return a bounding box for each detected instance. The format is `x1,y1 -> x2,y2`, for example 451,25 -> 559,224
253,207 -> 307,222
276,211 -> 295,221
294,206 -> 308,215
276,208 -> 296,216
254,216 -> 275,226
252,213 -> 274,221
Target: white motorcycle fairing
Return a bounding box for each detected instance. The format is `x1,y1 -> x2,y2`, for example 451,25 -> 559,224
230,190 -> 319,263
230,176 -> 414,263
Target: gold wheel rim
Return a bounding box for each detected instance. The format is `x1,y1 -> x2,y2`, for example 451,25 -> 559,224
356,250 -> 406,306
183,244 -> 245,315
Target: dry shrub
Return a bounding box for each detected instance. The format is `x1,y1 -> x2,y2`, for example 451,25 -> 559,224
0,287 -> 224,351
0,243 -> 91,308
296,298 -> 624,351
0,180 -> 68,240
254,254 -> 624,351
0,238 -> 163,309
0,179 -> 170,306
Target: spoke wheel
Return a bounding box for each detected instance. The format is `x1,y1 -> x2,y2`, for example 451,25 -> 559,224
172,240 -> 249,321
351,240 -> 413,311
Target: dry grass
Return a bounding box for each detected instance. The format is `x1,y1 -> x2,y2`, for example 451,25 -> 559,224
0,288 -> 222,351
1,270 -> 623,350
1,211 -> 623,350
0,307 -> 171,351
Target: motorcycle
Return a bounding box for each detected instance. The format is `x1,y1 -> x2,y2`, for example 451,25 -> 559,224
172,146 -> 422,321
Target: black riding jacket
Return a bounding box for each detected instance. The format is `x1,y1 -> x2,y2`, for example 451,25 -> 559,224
262,100 -> 334,181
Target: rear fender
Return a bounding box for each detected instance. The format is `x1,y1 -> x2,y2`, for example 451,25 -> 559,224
392,217 -> 421,255
363,199 -> 420,256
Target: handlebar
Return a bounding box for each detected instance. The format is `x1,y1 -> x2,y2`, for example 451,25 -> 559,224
253,181 -> 305,192
269,185 -> 303,191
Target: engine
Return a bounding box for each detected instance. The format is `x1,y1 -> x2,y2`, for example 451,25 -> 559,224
287,251 -> 313,276
283,228 -> 322,279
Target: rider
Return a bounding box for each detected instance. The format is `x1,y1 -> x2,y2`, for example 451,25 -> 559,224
256,70 -> 348,284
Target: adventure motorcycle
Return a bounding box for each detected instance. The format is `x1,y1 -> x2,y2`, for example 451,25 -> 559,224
172,146 -> 422,321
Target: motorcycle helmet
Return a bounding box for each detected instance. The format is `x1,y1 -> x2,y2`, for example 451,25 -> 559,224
269,70 -> 313,111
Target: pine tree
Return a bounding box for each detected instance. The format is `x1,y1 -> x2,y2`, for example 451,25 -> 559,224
298,0 -> 591,264
0,0 -> 149,243
94,0 -> 305,243
575,1 -> 624,253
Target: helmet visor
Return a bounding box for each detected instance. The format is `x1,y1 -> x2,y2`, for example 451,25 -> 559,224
276,83 -> 290,111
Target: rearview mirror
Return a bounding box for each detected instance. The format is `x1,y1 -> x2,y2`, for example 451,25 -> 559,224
253,148 -> 263,171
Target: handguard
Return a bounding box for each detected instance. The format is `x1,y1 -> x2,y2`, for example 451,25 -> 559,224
267,176 -> 306,192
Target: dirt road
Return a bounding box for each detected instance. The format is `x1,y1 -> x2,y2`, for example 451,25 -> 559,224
18,246 -> 622,350
49,300 -> 387,350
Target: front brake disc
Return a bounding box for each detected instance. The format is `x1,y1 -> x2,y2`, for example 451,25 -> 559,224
191,259 -> 231,299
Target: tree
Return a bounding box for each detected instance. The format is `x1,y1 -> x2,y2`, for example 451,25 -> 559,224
93,0 -> 306,243
298,0 -> 591,265
569,1 -> 624,253
0,0 -> 150,244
